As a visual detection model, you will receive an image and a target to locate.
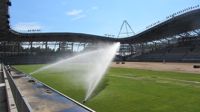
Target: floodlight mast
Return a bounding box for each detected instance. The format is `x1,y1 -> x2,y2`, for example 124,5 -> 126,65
117,20 -> 135,38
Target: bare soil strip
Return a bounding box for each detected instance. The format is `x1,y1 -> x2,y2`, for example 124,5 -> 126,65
111,62 -> 200,74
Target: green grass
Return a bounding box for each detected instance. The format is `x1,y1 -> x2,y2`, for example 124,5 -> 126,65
15,64 -> 200,112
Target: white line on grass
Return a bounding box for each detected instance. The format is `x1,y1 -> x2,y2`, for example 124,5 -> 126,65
109,75 -> 200,87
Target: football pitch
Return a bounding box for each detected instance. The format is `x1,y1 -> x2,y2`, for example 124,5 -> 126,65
15,64 -> 200,112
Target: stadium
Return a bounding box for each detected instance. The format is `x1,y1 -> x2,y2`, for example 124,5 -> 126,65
0,0 -> 200,112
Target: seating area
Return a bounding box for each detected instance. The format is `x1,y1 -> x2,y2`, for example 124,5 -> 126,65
128,37 -> 200,62
183,47 -> 200,61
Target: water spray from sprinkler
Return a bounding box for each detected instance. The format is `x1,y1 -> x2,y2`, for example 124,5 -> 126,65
30,42 -> 120,101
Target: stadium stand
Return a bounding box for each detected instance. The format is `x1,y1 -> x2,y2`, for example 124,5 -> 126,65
1,0 -> 200,64
128,36 -> 200,62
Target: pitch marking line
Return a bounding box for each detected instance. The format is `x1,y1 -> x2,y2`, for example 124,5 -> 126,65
109,75 -> 200,85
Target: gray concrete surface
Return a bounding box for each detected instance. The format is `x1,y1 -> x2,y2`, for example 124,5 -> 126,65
0,65 -> 8,112
10,69 -> 94,112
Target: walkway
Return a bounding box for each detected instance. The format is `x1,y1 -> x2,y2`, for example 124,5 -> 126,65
10,68 -> 94,112
0,64 -> 8,112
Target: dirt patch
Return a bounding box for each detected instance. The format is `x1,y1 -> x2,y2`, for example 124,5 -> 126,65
111,62 -> 200,74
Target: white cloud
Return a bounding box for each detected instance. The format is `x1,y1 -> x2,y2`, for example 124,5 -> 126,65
91,6 -> 99,10
72,14 -> 86,20
12,22 -> 43,32
66,9 -> 86,20
66,6 -> 99,21
67,9 -> 83,16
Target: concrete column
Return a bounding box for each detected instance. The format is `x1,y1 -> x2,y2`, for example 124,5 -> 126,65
71,43 -> 74,52
45,41 -> 48,51
30,41 -> 33,53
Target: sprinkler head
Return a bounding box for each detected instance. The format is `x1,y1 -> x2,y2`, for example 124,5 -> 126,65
82,100 -> 86,104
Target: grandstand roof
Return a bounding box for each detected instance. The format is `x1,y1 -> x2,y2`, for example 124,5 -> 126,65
1,0 -> 200,43
7,30 -> 116,42
119,8 -> 200,44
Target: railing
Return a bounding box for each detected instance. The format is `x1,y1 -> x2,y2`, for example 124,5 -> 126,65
3,65 -> 32,112
145,5 -> 200,31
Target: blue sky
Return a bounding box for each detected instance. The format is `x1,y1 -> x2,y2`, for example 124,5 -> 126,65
10,0 -> 199,36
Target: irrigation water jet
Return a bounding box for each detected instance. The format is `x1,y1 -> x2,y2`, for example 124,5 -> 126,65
30,42 -> 120,102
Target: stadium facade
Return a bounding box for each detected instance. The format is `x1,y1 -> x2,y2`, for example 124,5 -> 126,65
0,0 -> 200,64
1,0 -> 200,112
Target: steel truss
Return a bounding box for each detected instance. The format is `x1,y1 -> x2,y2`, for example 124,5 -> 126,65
118,29 -> 200,60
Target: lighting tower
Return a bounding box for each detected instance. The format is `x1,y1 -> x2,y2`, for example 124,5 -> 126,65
117,20 -> 135,38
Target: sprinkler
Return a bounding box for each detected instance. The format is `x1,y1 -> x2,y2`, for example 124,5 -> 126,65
82,100 -> 86,104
